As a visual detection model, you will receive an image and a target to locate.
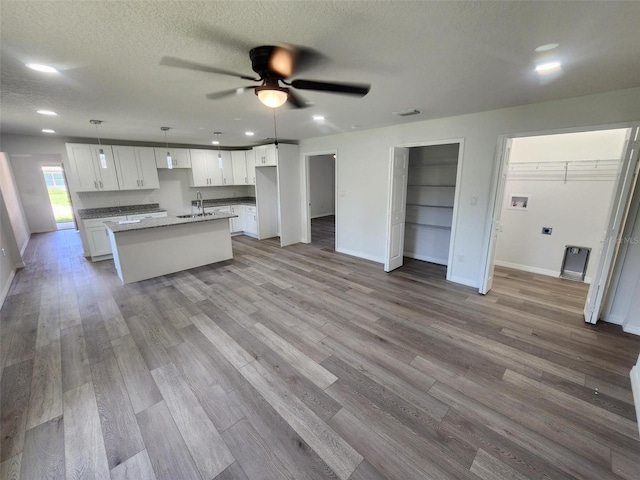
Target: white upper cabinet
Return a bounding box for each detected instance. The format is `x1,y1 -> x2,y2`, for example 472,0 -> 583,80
154,147 -> 191,169
189,149 -> 234,186
66,143 -> 120,192
231,150 -> 248,185
219,151 -> 234,185
246,149 -> 256,185
113,146 -> 159,190
189,149 -> 218,186
253,144 -> 277,166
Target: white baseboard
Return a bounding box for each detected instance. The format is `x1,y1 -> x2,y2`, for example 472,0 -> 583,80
494,260 -> 559,278
20,234 -> 31,257
447,275 -> 479,288
404,252 -> 448,266
605,313 -> 625,326
335,247 -> 384,264
631,355 -> 640,439
0,268 -> 17,310
494,260 -> 592,284
622,323 -> 640,337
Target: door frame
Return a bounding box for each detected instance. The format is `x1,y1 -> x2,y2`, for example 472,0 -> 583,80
384,138 -> 465,279
479,121 -> 640,303
302,149 -> 338,245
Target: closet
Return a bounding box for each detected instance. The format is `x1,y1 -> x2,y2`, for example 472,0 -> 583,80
404,143 -> 459,266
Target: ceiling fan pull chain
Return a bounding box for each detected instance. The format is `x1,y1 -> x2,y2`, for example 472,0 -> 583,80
273,108 -> 278,147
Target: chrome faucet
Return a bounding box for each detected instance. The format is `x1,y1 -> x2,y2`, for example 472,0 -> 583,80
196,191 -> 204,214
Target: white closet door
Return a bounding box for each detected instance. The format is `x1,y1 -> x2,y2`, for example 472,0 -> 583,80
384,147 -> 409,272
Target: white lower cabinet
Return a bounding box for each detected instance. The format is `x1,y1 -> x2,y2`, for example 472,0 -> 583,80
230,205 -> 243,233
243,206 -> 258,236
84,211 -> 167,259
84,216 -> 126,258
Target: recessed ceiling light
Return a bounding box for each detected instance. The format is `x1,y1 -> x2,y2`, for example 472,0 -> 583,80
211,140 -> 220,145
37,110 -> 57,116
245,131 -> 254,136
26,63 -> 58,73
313,115 -> 325,121
535,43 -> 559,52
42,129 -> 55,133
535,61 -> 562,74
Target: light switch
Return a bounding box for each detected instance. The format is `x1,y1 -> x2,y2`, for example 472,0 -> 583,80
339,190 -> 345,197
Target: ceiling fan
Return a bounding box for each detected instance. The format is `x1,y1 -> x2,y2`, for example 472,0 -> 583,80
160,44 -> 371,109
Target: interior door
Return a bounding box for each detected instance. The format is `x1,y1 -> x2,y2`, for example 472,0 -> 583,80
384,147 -> 409,272
479,138 -> 512,294
584,127 -> 639,324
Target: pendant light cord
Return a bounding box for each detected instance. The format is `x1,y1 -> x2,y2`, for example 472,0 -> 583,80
93,122 -> 102,147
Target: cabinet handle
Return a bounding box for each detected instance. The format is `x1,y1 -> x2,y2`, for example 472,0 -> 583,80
245,177 -> 247,183
141,179 -> 144,186
94,180 -> 98,189
223,178 -> 226,184
99,180 -> 103,188
137,179 -> 140,186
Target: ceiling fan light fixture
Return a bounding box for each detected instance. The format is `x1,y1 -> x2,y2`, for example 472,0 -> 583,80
256,86 -> 288,108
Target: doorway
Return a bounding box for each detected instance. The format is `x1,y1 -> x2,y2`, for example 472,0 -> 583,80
304,151 -> 338,248
481,124 -> 640,325
308,154 -> 336,248
42,164 -> 75,230
384,139 -> 464,278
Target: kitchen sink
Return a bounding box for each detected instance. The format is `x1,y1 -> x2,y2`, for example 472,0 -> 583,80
176,213 -> 213,218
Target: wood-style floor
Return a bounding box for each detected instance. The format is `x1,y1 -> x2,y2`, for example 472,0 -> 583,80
1,216 -> 639,480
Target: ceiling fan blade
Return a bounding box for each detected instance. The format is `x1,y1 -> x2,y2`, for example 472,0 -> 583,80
269,44 -> 327,78
160,56 -> 259,81
206,86 -> 254,100
285,89 -> 308,109
291,79 -> 370,96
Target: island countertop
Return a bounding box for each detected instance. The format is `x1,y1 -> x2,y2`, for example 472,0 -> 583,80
105,212 -> 237,233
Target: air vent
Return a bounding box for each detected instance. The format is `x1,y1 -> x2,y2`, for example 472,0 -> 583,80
393,108 -> 421,117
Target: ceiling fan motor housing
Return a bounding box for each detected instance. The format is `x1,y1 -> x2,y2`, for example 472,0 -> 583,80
250,45 -> 279,78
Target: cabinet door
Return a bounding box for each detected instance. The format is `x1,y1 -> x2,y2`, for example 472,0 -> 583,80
87,226 -> 112,256
219,151 -> 234,185
135,147 -> 160,189
207,151 -> 224,185
113,146 -> 140,190
189,149 -> 210,186
66,144 -> 99,191
264,144 -> 277,166
154,147 -> 192,168
91,146 -> 120,190
231,151 -> 248,185
230,205 -> 243,232
243,206 -> 258,235
253,146 -> 266,165
246,149 -> 256,184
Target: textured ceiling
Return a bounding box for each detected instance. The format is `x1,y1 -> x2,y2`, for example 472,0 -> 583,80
1,1 -> 639,148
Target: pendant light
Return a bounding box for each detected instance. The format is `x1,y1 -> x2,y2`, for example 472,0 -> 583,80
90,120 -> 108,168
161,126 -> 173,169
213,132 -> 222,168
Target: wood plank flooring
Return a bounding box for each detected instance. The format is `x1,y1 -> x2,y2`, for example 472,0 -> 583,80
1,217 -> 639,479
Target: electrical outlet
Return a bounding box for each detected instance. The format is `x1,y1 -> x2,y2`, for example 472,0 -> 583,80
1,248 -> 6,257
471,196 -> 478,206
339,190 -> 345,197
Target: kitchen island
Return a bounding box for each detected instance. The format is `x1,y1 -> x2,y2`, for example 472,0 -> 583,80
105,212 -> 236,284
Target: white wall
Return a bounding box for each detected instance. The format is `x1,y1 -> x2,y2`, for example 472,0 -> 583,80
309,154 -> 335,218
299,87 -> 640,287
509,129 -> 628,163
604,174 -> 640,332
495,178 -> 616,281
0,153 -> 29,307
494,131 -> 625,281
0,153 -> 30,252
9,154 -> 58,233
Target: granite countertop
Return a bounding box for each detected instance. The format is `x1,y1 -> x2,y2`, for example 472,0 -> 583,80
78,203 -> 166,220
190,196 -> 256,208
105,212 -> 237,233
